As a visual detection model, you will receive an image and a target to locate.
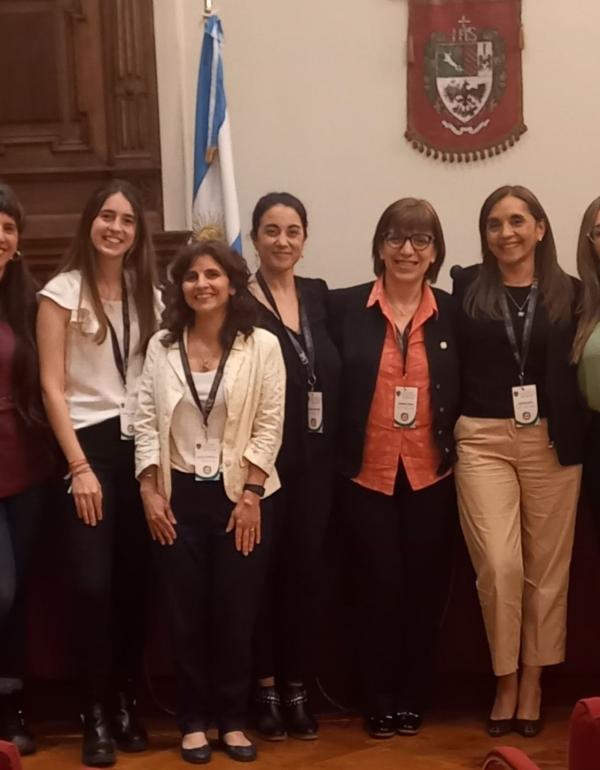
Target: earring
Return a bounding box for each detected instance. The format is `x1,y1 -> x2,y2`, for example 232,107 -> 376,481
11,250 -> 22,261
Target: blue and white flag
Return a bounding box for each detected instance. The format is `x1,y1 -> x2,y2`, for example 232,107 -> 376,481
192,14 -> 242,253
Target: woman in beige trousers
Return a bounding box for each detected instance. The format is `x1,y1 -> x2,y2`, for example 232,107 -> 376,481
452,186 -> 584,738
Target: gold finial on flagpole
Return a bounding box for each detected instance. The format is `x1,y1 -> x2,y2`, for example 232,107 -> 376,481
204,0 -> 213,17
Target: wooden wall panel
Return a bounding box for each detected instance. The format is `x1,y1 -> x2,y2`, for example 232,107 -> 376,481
0,0 -> 182,273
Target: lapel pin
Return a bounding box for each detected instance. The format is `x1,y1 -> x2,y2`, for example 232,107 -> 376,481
440,341 -> 448,349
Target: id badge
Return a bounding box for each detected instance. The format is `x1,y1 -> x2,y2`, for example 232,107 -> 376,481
511,384 -> 540,428
307,390 -> 324,433
394,386 -> 418,429
119,396 -> 137,441
194,438 -> 222,481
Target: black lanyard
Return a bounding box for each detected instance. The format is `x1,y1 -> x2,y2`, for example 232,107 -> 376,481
179,332 -> 231,429
106,274 -> 130,387
500,282 -> 538,386
394,321 -> 412,377
256,271 -> 316,389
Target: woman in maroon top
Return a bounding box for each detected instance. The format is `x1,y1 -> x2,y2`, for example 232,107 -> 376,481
0,184 -> 50,756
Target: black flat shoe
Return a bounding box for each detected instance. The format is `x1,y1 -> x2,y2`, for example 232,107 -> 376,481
514,717 -> 542,738
181,743 -> 212,764
0,692 -> 36,756
487,717 -> 514,737
112,691 -> 148,752
251,686 -> 286,740
81,703 -> 116,767
365,714 -> 396,739
218,734 -> 257,762
282,684 -> 318,740
396,711 -> 422,736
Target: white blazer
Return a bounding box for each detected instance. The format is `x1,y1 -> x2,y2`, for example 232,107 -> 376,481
134,327 -> 285,502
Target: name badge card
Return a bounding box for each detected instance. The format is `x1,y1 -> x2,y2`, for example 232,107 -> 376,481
512,384 -> 540,428
194,438 -> 222,481
119,396 -> 137,441
308,391 -> 324,433
394,386 -> 418,429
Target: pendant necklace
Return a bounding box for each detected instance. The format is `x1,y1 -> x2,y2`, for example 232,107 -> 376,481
504,286 -> 532,318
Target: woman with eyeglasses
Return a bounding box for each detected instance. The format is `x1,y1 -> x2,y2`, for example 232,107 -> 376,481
330,198 -> 459,738
453,186 -> 583,739
573,198 -> 600,546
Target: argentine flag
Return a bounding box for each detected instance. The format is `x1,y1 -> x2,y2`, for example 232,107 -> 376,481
192,14 -> 242,253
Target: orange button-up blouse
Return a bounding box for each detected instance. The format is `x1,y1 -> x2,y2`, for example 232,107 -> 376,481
352,279 -> 450,494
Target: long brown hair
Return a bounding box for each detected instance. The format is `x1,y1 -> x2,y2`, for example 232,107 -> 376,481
464,185 -> 573,323
0,183 -> 46,427
572,197 -> 600,363
58,179 -> 158,352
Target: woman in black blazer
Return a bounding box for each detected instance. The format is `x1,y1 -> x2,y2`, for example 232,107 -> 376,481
248,192 -> 341,741
452,185 -> 583,738
330,198 -> 459,738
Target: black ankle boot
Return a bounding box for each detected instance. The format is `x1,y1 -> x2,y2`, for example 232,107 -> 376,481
0,692 -> 36,756
81,703 -> 116,767
112,691 -> 148,752
282,684 -> 318,740
251,686 -> 286,741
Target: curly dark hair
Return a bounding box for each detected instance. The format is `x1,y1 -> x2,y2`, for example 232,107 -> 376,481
161,240 -> 257,349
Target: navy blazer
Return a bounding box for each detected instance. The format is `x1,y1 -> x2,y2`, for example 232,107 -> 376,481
329,281 -> 460,480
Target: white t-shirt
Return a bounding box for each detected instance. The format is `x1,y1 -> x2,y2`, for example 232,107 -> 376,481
39,269 -> 160,431
170,370 -> 227,473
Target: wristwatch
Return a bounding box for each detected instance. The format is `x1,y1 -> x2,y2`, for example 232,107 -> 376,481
243,483 -> 266,498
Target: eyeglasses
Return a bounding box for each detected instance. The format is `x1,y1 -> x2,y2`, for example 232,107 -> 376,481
383,233 -> 434,251
587,226 -> 600,244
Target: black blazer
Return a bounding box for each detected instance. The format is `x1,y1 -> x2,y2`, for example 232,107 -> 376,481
253,276 -> 341,473
329,281 -> 460,480
452,264 -> 584,466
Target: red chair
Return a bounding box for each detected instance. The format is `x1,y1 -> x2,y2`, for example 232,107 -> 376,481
0,741 -> 21,770
483,697 -> 600,770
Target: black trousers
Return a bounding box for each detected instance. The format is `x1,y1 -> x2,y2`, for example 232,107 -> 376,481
342,467 -> 457,715
63,417 -> 149,705
254,446 -> 333,683
0,484 -> 44,688
583,410 -> 600,549
154,471 -> 272,735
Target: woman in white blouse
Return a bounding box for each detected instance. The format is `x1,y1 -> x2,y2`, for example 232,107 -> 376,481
135,239 -> 285,764
37,179 -> 160,768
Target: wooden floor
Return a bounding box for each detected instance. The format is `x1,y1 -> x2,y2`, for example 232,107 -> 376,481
21,709 -> 570,769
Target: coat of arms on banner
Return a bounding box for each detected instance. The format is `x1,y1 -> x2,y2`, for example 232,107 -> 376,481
406,0 -> 526,162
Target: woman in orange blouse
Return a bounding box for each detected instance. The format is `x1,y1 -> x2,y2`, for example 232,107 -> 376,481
330,198 -> 460,738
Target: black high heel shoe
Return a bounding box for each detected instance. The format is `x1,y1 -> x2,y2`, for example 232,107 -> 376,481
251,686 -> 286,740
81,703 -> 116,767
282,684 -> 318,740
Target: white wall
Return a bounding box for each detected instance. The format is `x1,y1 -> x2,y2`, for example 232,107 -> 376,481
153,0 -> 600,290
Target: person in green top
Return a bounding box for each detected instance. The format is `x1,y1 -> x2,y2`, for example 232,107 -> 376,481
573,196 -> 600,546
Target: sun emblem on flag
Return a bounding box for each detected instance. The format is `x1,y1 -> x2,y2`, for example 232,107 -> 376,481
424,16 -> 506,136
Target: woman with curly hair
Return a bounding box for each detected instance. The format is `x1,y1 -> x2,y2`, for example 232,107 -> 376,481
135,239 -> 285,764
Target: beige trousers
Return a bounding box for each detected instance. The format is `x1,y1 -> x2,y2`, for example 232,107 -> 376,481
454,416 -> 582,676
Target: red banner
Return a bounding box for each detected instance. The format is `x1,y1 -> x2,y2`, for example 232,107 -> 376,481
406,0 -> 525,161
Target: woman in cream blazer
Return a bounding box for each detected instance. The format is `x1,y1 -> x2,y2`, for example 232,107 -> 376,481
134,239 -> 285,764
